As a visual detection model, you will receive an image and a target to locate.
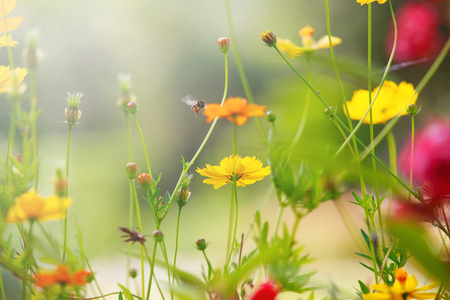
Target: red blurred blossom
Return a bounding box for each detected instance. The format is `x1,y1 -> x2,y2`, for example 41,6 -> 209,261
399,120 -> 450,197
392,199 -> 436,222
250,281 -> 280,300
385,1 -> 447,63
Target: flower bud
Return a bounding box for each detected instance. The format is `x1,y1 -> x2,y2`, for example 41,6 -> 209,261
195,238 -> 207,251
176,174 -> 193,208
153,230 -> 164,242
129,268 -> 138,279
127,101 -> 138,114
260,31 -> 277,47
65,92 -> 83,127
324,106 -> 336,119
406,104 -> 421,116
126,162 -> 139,179
217,37 -> 230,53
137,173 -> 151,190
22,30 -> 45,69
265,111 -> 277,123
54,168 -> 68,197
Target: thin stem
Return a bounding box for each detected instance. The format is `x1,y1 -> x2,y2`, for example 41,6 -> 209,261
161,52 -> 229,220
29,68 -> 39,191
224,0 -> 267,145
225,183 -> 235,268
130,179 -> 143,231
63,126 -> 73,262
273,205 -> 285,237
202,250 -> 215,279
0,267 -> 6,300
158,240 -> 173,300
290,57 -> 312,150
225,179 -> 239,271
146,242 -> 158,300
125,111 -> 134,288
133,115 -> 152,178
140,246 -> 145,300
232,122 -> 237,155
172,206 -> 182,284
408,115 -> 415,201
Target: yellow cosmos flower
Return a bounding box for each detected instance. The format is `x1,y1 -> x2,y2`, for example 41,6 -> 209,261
0,34 -> 18,50
6,191 -> 72,223
277,25 -> 342,58
344,81 -> 418,124
0,65 -> 27,94
196,155 -> 271,189
357,0 -> 387,5
0,0 -> 24,34
363,269 -> 439,300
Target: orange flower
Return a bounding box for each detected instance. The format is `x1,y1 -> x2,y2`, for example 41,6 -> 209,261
203,97 -> 266,126
34,265 -> 91,288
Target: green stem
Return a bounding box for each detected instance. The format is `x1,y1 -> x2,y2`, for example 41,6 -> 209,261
273,204 -> 285,237
224,183 -> 235,269
290,57 -> 312,150
133,115 -> 152,178
408,115 -> 415,201
28,68 -> 39,191
63,126 -> 73,262
125,112 -> 133,288
146,190 -> 160,229
158,240 -> 173,300
140,246 -> 145,300
224,179 -> 238,272
0,267 -> 6,300
161,52 -> 229,220
146,242 -> 159,300
172,206 -> 182,284
232,122 -> 237,155
130,179 -> 143,231
224,0 -> 267,145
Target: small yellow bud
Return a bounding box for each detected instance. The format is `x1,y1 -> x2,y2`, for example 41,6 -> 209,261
260,31 -> 277,47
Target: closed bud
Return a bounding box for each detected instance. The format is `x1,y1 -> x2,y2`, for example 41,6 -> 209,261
127,101 -> 138,114
129,268 -> 138,279
65,92 -> 83,127
260,31 -> 277,47
266,111 -> 277,123
22,30 -> 45,69
176,174 -> 193,208
54,168 -> 68,197
195,238 -> 208,251
406,104 -> 421,116
137,173 -> 152,190
153,230 -> 164,242
217,37 -> 230,53
126,162 -> 139,179
324,106 -> 336,119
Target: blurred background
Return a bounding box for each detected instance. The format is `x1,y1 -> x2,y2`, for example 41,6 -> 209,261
0,0 -> 449,298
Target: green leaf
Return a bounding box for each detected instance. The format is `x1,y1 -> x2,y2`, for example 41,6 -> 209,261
117,284 -> 135,300
358,280 -> 369,294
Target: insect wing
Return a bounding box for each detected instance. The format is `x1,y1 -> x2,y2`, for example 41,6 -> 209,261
181,95 -> 198,106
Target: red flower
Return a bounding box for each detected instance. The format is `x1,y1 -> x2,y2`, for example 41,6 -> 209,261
250,281 -> 280,300
399,120 -> 450,197
385,1 -> 447,63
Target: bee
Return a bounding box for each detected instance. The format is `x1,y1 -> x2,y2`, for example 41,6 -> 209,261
181,95 -> 206,116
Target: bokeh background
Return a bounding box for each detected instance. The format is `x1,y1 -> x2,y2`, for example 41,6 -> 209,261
0,0 -> 449,298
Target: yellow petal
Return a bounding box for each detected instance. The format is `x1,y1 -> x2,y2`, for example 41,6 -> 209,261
314,36 -> 342,50
0,17 -> 24,34
0,0 -> 17,18
276,38 -> 304,58
410,292 -> 438,299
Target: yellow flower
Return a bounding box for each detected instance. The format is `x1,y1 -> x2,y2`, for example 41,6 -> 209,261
344,81 -> 418,124
0,34 -> 18,50
277,25 -> 342,58
357,0 -> 387,5
196,155 -> 271,189
363,269 -> 439,300
0,65 -> 27,94
0,0 -> 24,34
6,191 -> 72,223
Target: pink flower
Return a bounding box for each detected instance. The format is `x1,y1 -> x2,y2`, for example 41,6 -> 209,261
250,281 -> 280,300
399,120 -> 450,197
385,1 -> 447,63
